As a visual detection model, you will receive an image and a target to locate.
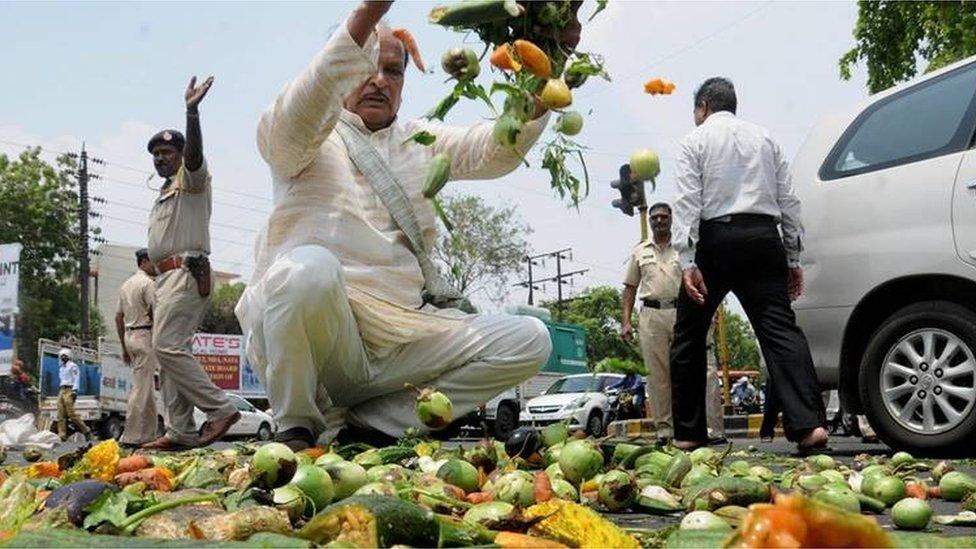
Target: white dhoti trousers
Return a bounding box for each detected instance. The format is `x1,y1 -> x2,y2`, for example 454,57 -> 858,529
237,245 -> 552,440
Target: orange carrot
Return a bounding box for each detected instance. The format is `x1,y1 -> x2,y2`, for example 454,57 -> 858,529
392,28 -> 426,73
513,40 -> 551,79
439,483 -> 467,501
26,462 -> 61,479
534,471 -> 553,503
115,467 -> 174,492
466,491 -> 494,504
117,454 -> 153,474
298,447 -> 326,461
905,481 -> 927,500
494,531 -> 568,548
490,43 -> 521,72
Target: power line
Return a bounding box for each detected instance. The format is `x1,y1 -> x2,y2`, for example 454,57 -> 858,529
576,0 -> 775,101
95,174 -> 272,215
513,248 -> 588,319
99,197 -> 261,234
0,137 -> 275,205
96,157 -> 275,204
98,214 -> 254,249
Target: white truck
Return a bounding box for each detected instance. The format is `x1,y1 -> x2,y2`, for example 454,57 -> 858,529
37,336 -> 268,440
471,307 -> 589,439
37,339 -> 132,440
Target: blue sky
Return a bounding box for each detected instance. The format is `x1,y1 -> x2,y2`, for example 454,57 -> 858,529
0,0 -> 870,310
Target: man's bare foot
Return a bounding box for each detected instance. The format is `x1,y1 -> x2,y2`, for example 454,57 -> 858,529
672,439 -> 705,451
797,426 -> 829,451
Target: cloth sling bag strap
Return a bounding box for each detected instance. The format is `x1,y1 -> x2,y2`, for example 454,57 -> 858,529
335,119 -> 468,310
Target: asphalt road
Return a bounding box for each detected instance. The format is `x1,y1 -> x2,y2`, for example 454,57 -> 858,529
7,435 -> 976,539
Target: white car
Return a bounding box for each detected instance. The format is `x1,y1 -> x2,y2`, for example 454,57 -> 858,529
792,54 -> 976,453
192,393 -> 276,441
520,373 -> 623,436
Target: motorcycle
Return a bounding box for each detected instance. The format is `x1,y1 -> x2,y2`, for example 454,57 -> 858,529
0,375 -> 39,424
605,387 -> 644,423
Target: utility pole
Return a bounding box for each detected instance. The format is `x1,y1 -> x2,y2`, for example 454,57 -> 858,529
78,145 -> 90,342
514,248 -> 588,320
71,144 -> 102,345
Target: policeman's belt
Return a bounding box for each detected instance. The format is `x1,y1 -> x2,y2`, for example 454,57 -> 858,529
156,255 -> 185,274
642,298 -> 676,309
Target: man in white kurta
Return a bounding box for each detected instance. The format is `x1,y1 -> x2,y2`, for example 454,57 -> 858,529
236,2 -> 560,449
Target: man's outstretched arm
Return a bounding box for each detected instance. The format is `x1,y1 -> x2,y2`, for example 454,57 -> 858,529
257,1 -> 392,179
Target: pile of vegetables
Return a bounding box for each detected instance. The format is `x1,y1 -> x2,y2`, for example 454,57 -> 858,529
3,419 -> 976,547
417,0 -> 612,208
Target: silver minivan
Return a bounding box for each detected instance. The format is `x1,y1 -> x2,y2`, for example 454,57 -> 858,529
792,55 -> 976,453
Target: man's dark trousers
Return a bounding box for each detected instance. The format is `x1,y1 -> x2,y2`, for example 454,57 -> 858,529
670,214 -> 825,442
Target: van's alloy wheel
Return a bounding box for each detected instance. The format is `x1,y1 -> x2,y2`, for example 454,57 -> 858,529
881,328 -> 976,434
859,301 -> 976,454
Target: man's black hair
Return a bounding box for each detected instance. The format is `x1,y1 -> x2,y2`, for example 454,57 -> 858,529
694,77 -> 737,114
649,202 -> 672,216
135,248 -> 150,267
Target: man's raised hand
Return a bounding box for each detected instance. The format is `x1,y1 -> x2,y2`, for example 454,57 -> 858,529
185,75 -> 214,111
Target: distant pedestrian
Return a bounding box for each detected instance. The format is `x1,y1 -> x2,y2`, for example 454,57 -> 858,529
115,248 -> 159,446
141,76 -> 239,449
56,348 -> 93,441
669,77 -> 828,453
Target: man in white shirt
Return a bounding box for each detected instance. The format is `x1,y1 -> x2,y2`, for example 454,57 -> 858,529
57,348 -> 93,441
670,77 -> 827,453
236,1 -> 582,450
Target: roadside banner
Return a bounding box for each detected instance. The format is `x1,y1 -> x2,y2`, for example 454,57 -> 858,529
0,243 -> 22,315
192,333 -> 243,391
0,314 -> 14,375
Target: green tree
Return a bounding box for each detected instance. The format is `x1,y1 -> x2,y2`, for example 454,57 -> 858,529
840,1 -> 976,93
541,286 -> 640,365
432,194 -> 531,305
719,310 -> 761,372
0,149 -> 102,372
200,282 -> 246,334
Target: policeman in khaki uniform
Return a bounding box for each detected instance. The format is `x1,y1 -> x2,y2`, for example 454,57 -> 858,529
142,76 -> 239,449
114,248 -> 158,446
622,203 -> 725,443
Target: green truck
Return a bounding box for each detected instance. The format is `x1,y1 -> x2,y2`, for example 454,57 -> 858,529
477,306 -> 588,439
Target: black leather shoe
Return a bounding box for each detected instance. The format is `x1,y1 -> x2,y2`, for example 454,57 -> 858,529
274,427 -> 315,452
708,436 -> 729,446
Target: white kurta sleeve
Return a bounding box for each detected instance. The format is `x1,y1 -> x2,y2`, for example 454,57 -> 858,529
409,113 -> 550,181
257,21 -> 379,179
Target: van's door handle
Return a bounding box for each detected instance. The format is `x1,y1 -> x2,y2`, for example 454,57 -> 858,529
967,180 -> 976,190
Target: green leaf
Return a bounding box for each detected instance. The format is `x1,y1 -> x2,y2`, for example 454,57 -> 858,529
426,93 -> 460,121
589,0 -> 609,22
431,197 -> 455,233
403,131 -> 437,146
83,490 -> 131,529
